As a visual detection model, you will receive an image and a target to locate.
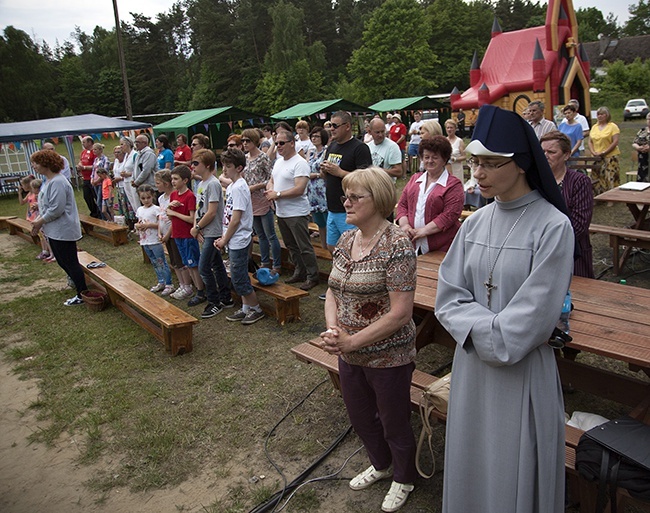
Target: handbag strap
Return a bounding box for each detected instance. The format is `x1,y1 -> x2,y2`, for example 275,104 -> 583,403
416,394 -> 437,479
609,459 -> 621,513
596,449 -> 610,513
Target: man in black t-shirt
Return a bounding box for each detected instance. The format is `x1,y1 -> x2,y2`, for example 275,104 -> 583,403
321,111 -> 372,252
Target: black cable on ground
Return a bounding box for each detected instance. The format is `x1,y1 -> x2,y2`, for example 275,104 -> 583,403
248,379 -> 353,513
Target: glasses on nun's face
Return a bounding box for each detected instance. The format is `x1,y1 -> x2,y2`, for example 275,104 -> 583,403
468,157 -> 513,172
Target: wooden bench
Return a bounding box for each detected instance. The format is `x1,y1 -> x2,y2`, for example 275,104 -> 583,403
77,251 -> 198,355
246,272 -> 308,325
79,214 -> 128,246
589,223 -> 650,275
568,156 -> 602,175
7,217 -> 40,246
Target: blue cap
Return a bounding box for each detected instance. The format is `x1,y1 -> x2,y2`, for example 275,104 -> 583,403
255,268 -> 279,286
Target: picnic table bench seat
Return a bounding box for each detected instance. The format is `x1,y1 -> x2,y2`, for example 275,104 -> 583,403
589,223 -> 650,275
7,217 -> 40,246
0,215 -> 17,230
567,156 -> 602,173
78,214 -> 129,246
77,251 -> 198,355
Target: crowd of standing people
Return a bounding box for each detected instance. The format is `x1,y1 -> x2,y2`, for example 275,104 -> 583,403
20,99 -> 640,512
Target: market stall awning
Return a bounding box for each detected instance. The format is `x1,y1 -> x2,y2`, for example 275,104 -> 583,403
0,114 -> 151,143
271,99 -> 373,120
153,106 -> 267,133
369,96 -> 447,112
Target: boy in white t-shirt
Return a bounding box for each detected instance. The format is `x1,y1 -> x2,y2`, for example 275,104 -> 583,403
135,184 -> 173,295
214,149 -> 265,325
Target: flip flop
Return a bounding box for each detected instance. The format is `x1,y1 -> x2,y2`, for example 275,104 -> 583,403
86,261 -> 107,269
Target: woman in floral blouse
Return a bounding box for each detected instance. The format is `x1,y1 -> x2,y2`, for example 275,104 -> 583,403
307,127 -> 329,249
241,128 -> 282,273
320,167 -> 417,513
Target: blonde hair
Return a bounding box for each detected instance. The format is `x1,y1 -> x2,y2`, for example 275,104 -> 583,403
420,120 -> 443,137
445,119 -> 458,129
342,166 -> 396,219
295,120 -> 310,131
155,169 -> 172,185
93,143 -> 105,152
30,178 -> 43,190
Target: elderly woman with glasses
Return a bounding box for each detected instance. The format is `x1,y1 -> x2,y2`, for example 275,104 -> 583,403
396,136 -> 464,254
435,105 -> 574,513
321,166 -> 418,513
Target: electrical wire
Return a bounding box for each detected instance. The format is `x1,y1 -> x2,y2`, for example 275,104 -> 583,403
248,379 -> 354,513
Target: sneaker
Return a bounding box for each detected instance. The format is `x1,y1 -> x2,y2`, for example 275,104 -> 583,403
188,295 -> 207,307
241,309 -> 265,325
381,481 -> 414,512
299,279 -> 319,291
219,297 -> 235,308
226,308 -> 247,322
318,293 -> 326,301
150,283 -> 165,293
43,255 -> 56,263
170,287 -> 192,300
201,302 -> 222,319
349,465 -> 393,491
161,285 -> 175,296
63,295 -> 84,306
36,251 -> 49,260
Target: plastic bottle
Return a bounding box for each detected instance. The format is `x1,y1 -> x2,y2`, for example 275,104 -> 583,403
619,279 -> 627,285
557,291 -> 571,334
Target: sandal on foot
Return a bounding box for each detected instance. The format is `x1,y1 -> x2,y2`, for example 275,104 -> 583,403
349,465 -> 393,491
381,481 -> 414,512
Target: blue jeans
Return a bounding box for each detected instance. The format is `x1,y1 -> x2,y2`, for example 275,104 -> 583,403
253,210 -> 281,269
143,243 -> 172,285
199,236 -> 231,305
229,244 -> 254,297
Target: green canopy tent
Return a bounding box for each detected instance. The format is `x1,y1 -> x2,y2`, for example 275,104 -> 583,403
369,96 -> 451,126
153,106 -> 269,151
271,99 -> 373,121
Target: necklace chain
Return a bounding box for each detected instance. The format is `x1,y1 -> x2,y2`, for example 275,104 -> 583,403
485,204 -> 530,308
357,225 -> 384,258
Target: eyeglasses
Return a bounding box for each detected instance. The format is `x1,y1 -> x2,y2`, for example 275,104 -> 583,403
310,134 -> 321,139
191,142 -> 200,147
330,122 -> 348,130
468,158 -> 512,171
276,140 -> 290,146
191,161 -> 200,166
241,138 -> 251,143
341,194 -> 371,204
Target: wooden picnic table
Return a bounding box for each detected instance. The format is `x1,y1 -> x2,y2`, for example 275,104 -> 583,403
413,251 -> 650,407
594,185 -> 650,272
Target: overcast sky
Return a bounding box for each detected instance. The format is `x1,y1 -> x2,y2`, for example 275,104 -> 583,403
0,0 -> 636,49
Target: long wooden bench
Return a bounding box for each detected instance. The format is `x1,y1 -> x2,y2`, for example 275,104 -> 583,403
7,217 -> 40,246
77,251 -> 198,355
589,223 -> 650,275
79,214 -> 129,246
568,156 -> 602,174
246,272 -> 308,325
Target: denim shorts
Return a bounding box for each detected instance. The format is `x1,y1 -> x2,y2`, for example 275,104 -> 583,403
228,244 -> 253,297
326,212 -> 355,246
174,237 -> 200,267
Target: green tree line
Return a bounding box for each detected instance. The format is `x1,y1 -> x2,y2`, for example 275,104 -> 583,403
1,0 -> 648,122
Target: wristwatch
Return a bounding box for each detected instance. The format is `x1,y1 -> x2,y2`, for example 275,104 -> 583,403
276,191 -> 282,198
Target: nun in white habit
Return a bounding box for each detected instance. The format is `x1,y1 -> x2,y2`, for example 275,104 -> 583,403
435,105 -> 575,513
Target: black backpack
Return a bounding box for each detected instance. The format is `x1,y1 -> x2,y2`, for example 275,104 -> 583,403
575,416 -> 650,513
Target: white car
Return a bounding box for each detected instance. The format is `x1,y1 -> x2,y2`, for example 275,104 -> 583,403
623,99 -> 649,121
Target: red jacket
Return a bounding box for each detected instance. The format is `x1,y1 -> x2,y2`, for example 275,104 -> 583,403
396,172 -> 464,252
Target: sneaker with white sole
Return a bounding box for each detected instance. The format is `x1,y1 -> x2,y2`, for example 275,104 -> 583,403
170,287 -> 193,300
63,295 -> 84,306
226,308 -> 247,322
161,285 -> 175,296
150,283 -> 165,293
220,297 -> 235,308
381,481 -> 414,512
201,303 -> 223,319
241,309 -> 265,325
187,295 -> 207,307
349,465 -> 393,491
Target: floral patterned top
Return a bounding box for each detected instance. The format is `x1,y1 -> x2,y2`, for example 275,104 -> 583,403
329,223 -> 417,368
243,152 -> 273,216
307,146 -> 328,213
90,155 -> 110,186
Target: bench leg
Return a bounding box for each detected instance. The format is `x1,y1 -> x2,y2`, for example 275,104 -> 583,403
609,235 -> 621,275
275,298 -> 301,325
165,326 -> 193,355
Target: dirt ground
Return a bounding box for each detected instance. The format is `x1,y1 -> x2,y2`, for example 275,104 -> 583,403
1,197 -> 649,513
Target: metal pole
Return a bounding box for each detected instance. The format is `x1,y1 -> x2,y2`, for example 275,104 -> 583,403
112,0 -> 133,120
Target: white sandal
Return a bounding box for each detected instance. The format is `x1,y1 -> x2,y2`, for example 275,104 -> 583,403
349,464 -> 393,491
381,481 -> 415,512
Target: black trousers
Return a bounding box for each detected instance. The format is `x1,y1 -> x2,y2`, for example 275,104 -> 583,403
49,238 -> 88,296
83,179 -> 100,218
